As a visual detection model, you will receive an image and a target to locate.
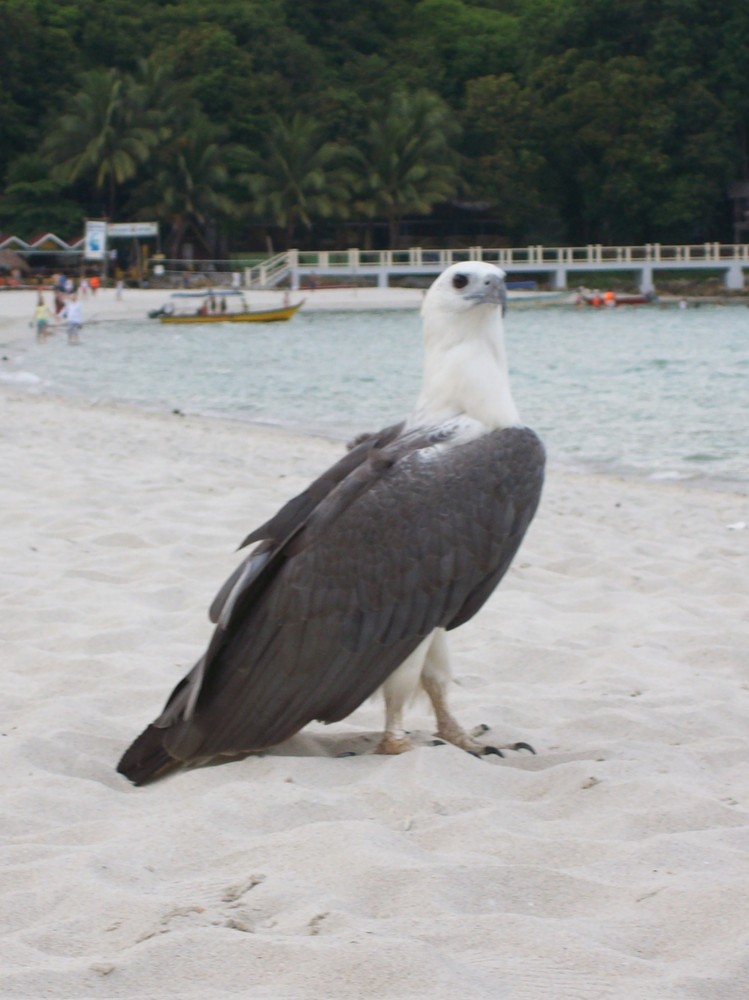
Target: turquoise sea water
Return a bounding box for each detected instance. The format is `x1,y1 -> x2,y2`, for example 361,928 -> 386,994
2,304 -> 748,490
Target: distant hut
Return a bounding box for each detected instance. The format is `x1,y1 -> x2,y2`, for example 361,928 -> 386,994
0,249 -> 31,280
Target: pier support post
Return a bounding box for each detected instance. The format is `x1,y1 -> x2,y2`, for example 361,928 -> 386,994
551,267 -> 567,290
639,265 -> 655,294
724,263 -> 745,290
377,270 -> 389,288
291,269 -> 300,291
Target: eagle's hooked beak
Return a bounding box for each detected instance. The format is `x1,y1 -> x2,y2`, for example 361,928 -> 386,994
465,274 -> 508,315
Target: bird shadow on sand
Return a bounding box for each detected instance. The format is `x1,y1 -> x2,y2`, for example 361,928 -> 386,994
179,728 -> 589,777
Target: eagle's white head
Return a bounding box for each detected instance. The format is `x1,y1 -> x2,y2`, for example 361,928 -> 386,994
412,261 -> 520,432
422,261 -> 508,322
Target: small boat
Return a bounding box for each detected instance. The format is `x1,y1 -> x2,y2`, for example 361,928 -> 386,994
576,289 -> 656,307
149,290 -> 304,324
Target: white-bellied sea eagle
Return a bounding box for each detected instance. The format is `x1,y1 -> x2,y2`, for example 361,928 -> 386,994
117,261 -> 545,784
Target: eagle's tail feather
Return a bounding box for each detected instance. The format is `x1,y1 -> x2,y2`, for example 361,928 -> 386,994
117,725 -> 178,785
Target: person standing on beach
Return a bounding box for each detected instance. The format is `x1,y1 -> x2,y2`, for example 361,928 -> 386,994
33,294 -> 51,341
61,293 -> 83,344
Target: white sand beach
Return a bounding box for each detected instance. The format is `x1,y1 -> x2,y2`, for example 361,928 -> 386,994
1,287 -> 748,999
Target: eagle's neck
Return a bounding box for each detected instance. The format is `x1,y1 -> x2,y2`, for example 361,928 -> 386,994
411,306 -> 521,431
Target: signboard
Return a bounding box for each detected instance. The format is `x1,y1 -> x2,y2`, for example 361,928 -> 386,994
84,220 -> 107,261
107,222 -> 158,238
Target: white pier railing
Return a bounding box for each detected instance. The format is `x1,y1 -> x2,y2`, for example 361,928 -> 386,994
244,244 -> 749,292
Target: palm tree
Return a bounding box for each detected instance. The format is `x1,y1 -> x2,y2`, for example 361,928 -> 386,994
135,119 -> 234,257
241,114 -> 351,248
349,89 -> 461,248
130,55 -> 199,138
42,67 -> 160,218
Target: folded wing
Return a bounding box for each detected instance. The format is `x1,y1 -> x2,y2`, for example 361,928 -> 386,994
117,425 -> 544,783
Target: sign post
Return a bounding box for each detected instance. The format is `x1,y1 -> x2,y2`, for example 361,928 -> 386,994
107,222 -> 159,238
84,220 -> 107,261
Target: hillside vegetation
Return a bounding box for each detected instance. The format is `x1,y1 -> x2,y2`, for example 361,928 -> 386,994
2,0 -> 748,252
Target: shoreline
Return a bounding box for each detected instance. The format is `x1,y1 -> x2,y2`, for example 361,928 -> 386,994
4,381 -> 748,499
0,285 -> 429,332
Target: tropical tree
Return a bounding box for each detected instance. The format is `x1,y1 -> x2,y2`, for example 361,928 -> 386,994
130,54 -> 200,136
133,118 -> 234,257
240,113 -> 351,248
0,0 -> 80,185
0,154 -> 84,237
529,54 -> 672,244
407,0 -> 523,101
347,89 -> 460,248
5,0 -> 749,249
461,74 -> 549,244
42,67 -> 161,218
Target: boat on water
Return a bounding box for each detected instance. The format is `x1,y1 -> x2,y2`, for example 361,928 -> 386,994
149,290 -> 304,324
575,288 -> 657,307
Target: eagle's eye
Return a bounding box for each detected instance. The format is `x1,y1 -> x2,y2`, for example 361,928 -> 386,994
452,274 -> 469,289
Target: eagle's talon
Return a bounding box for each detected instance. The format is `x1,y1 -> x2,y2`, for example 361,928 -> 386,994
510,741 -> 536,755
469,746 -> 504,759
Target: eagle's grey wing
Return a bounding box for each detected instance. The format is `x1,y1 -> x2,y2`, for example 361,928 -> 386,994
117,426 -> 544,782
208,421 -> 404,625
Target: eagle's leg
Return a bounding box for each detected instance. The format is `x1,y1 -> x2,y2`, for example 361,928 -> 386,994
375,637 -> 432,754
421,630 -> 534,757
420,630 -> 482,750
376,709 -> 412,755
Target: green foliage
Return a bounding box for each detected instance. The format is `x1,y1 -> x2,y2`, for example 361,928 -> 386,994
41,67 -> 161,217
462,74 -> 550,242
531,54 -> 672,243
409,0 -> 523,100
347,89 -> 461,247
2,0 -> 749,249
240,114 -> 350,248
0,0 -> 80,182
0,155 -> 84,237
131,118 -> 234,256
